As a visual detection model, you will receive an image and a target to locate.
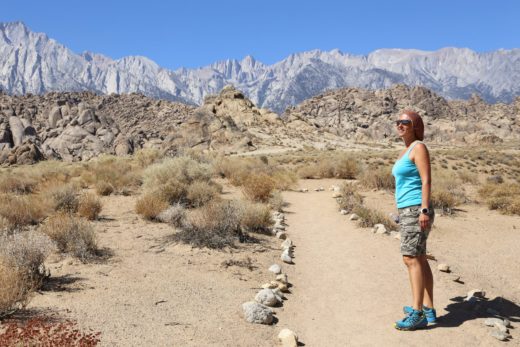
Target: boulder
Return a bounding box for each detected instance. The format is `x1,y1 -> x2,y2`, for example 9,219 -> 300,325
48,106 -> 62,128
241,301 -> 273,324
254,288 -> 281,307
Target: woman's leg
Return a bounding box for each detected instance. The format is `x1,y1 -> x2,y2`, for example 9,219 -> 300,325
420,255 -> 434,308
403,255 -> 424,310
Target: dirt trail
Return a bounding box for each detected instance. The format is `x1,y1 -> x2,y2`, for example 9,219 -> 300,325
276,179 -> 517,346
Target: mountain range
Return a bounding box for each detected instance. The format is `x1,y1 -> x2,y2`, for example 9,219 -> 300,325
1,21 -> 519,113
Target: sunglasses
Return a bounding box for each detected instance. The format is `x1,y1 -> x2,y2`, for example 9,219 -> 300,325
395,120 -> 412,126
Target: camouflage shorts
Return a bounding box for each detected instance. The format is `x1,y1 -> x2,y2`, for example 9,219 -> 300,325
398,205 -> 435,256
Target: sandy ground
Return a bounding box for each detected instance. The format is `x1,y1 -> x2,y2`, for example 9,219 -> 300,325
20,178 -> 520,346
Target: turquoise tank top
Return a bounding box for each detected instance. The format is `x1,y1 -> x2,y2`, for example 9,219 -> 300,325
392,141 -> 423,208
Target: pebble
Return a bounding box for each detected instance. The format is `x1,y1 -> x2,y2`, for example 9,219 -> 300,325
281,239 -> 293,249
437,263 -> 450,272
255,289 -> 281,307
484,318 -> 505,327
300,188 -> 308,193
281,252 -> 293,264
262,282 -> 278,289
349,213 -> 359,221
340,209 -> 348,215
494,322 -> 509,334
276,273 -> 288,284
332,192 -> 342,198
269,264 -> 282,274
373,224 -> 388,235
467,289 -> 486,299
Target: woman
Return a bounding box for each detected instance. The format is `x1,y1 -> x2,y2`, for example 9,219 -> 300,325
392,110 -> 436,331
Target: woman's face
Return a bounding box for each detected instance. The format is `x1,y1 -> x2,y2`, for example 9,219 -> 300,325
395,114 -> 415,140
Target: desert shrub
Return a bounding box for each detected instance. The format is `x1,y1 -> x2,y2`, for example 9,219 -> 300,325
0,174 -> 37,195
0,262 -> 29,318
0,194 -> 48,230
337,183 -> 363,212
213,157 -> 257,186
268,191 -> 286,212
134,148 -> 164,168
155,179 -> 188,204
359,167 -> 395,190
82,156 -> 141,194
173,200 -> 243,249
95,181 -> 114,196
242,173 -> 276,202
297,165 -> 319,179
478,182 -> 520,215
135,193 -> 169,221
431,189 -> 458,213
40,214 -> 97,260
353,205 -> 397,231
44,183 -> 79,213
78,193 -> 102,220
186,181 -> 221,207
457,170 -> 479,184
143,156 -> 213,189
241,202 -> 273,234
271,170 -> 298,190
156,203 -> 186,227
0,231 -> 55,317
334,156 -> 361,179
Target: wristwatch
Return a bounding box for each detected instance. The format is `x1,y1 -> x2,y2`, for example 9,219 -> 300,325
421,207 -> 430,215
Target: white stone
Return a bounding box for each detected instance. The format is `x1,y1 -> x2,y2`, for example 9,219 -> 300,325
241,301 -> 273,324
490,329 -> 510,341
262,282 -> 278,289
467,289 -> 486,299
276,274 -> 288,284
340,209 -> 348,215
349,213 -> 359,221
484,318 -> 505,327
281,252 -> 293,264
373,224 -> 388,234
269,264 -> 282,274
332,192 -> 342,198
494,321 -> 509,334
281,239 -> 293,249
255,289 -> 281,307
278,328 -> 298,347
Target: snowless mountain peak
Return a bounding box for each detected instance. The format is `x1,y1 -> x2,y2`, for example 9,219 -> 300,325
1,21 -> 519,113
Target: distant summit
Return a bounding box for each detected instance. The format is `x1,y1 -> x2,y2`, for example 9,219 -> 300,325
1,21 -> 520,113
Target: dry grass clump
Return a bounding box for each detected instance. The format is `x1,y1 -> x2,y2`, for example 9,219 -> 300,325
143,156 -> 213,189
359,167 -> 395,190
431,170 -> 468,213
156,203 -> 187,227
353,205 -> 397,231
242,173 -> 276,202
241,202 -> 273,234
268,191 -> 286,212
213,157 -> 254,186
173,200 -> 243,249
0,231 -> 55,317
95,181 -> 114,196
134,148 -> 164,168
271,170 -> 298,190
478,182 -> 520,215
40,214 -> 98,261
0,173 -> 37,194
0,194 -> 48,230
78,193 -> 102,220
82,156 -> 141,195
337,183 -> 364,213
43,183 -> 80,213
135,193 -> 169,221
298,155 -> 361,179
457,170 -> 479,185
186,181 -> 222,207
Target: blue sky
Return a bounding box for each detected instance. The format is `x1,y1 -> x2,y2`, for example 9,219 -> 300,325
3,0 -> 519,69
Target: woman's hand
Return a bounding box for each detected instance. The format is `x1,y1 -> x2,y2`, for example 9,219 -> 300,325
419,213 -> 430,231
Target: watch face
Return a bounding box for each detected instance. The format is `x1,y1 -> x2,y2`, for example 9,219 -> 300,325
421,208 -> 429,214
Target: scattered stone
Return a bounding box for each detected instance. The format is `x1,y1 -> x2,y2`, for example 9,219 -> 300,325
255,289 -> 281,307
281,239 -> 293,249
373,224 -> 388,235
276,274 -> 288,284
278,328 -> 298,347
269,264 -> 282,274
332,192 -> 342,198
349,213 -> 359,221
281,252 -> 293,264
490,329 -> 510,341
241,301 -> 273,324
437,263 -> 450,272
340,209 -> 348,215
503,318 -> 511,328
276,231 -> 287,240
300,188 -> 308,193
331,185 -> 340,192
484,318 -> 505,327
494,321 -> 509,334
277,282 -> 289,293
262,282 -> 278,289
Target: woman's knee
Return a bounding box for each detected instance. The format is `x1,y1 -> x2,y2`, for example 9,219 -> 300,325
402,255 -> 419,267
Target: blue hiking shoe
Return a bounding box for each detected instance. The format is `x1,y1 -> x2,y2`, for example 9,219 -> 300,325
403,305 -> 437,323
395,309 -> 428,331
